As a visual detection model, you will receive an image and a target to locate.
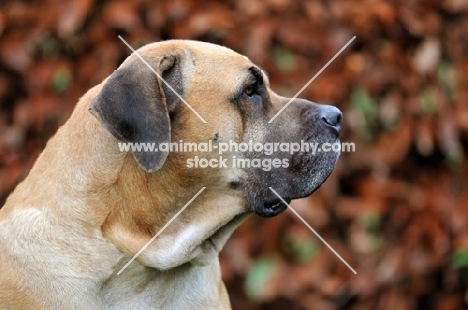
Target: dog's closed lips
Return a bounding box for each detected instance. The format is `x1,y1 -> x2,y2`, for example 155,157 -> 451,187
257,197 -> 291,218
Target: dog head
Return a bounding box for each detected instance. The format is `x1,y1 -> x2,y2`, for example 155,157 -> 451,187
89,40 -> 341,269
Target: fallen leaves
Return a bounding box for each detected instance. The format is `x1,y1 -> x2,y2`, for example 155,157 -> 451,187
0,0 -> 467,309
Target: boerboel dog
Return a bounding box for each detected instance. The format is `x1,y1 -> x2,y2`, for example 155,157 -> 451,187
0,40 -> 342,309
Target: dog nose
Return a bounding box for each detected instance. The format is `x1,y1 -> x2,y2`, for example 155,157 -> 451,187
319,105 -> 342,130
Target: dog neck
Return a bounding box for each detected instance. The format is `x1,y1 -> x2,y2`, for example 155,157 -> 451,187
0,85 -> 237,308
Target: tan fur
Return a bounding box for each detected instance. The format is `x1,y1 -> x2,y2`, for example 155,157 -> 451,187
0,39 -> 342,309
0,41 -> 257,309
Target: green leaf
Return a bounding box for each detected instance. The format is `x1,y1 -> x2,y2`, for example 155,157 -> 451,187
38,32 -> 60,59
445,151 -> 465,172
358,211 -> 383,253
452,249 -> 468,268
245,255 -> 282,300
273,47 -> 296,72
369,233 -> 384,253
419,88 -> 437,115
281,235 -> 321,263
437,60 -> 457,100
351,88 -> 379,121
132,38 -> 149,49
277,86 -> 292,97
52,67 -> 73,94
351,87 -> 379,141
358,210 -> 381,231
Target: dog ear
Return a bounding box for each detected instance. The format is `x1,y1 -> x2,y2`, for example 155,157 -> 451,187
88,51 -> 185,173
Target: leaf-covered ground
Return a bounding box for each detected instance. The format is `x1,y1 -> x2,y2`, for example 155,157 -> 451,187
1,1 -> 467,309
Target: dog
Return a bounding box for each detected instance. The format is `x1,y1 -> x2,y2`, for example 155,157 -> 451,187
0,40 -> 342,309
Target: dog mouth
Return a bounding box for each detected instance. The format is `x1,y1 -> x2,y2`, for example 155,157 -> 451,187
254,180 -> 328,218
256,197 -> 291,218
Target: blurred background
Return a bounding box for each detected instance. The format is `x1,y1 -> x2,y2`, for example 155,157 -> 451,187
0,0 -> 467,309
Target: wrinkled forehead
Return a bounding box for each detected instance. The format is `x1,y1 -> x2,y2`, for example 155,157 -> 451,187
134,40 -> 269,95
186,42 -> 269,89
190,44 -> 251,74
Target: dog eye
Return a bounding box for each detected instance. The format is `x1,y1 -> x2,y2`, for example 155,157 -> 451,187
244,84 -> 256,97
